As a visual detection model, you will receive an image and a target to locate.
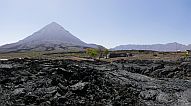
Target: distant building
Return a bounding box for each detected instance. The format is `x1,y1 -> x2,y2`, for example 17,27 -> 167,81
107,53 -> 132,58
0,59 -> 8,61
186,50 -> 191,55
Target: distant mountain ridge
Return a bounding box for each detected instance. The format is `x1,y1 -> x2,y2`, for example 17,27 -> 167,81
112,42 -> 191,51
0,22 -> 104,52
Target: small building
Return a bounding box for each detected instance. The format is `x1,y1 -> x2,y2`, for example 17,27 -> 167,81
186,50 -> 191,55
107,53 -> 132,58
0,59 -> 8,61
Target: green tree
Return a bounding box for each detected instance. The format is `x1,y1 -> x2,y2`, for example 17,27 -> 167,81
103,49 -> 109,58
86,48 -> 99,59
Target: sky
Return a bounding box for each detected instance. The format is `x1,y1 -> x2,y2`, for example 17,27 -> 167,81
0,0 -> 191,48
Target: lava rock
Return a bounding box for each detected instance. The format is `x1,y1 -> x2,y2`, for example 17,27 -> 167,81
0,58 -> 191,106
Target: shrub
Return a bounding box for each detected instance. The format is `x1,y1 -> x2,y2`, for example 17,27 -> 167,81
86,48 -> 99,59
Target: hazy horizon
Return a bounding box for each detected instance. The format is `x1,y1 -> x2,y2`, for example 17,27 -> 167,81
0,0 -> 191,48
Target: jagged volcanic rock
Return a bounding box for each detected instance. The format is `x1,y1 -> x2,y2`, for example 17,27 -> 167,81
0,58 -> 191,106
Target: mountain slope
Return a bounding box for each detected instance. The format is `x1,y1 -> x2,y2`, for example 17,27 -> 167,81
112,42 -> 191,51
0,22 -> 99,52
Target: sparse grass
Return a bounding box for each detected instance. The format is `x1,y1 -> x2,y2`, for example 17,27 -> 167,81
0,50 -> 188,61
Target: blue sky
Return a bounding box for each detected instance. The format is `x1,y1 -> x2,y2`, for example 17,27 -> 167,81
0,0 -> 191,48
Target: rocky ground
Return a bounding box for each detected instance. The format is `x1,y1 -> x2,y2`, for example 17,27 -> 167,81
0,58 -> 191,106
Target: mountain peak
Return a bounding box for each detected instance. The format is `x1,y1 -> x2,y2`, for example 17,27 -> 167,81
0,22 -> 100,52
48,22 -> 60,26
44,22 -> 63,29
17,22 -> 87,45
